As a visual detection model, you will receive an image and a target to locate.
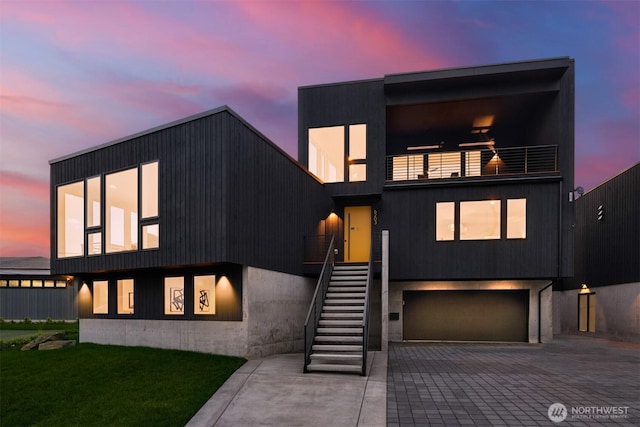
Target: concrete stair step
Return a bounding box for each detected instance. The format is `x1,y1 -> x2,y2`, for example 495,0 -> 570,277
333,265 -> 368,271
306,363 -> 362,374
329,281 -> 367,287
330,275 -> 367,281
312,344 -> 362,352
322,305 -> 364,312
324,299 -> 364,305
321,312 -> 364,319
317,327 -> 362,335
319,319 -> 362,326
328,286 -> 365,292
314,335 -> 363,343
326,292 -> 365,299
310,353 -> 362,362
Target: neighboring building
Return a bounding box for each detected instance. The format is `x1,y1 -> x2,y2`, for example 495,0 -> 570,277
50,57 -> 575,361
0,257 -> 77,321
554,162 -> 640,342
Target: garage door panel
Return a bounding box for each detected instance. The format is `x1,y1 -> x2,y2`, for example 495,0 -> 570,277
403,290 -> 529,342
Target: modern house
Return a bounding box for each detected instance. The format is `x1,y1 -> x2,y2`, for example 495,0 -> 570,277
554,162 -> 640,342
0,257 -> 77,321
50,57 -> 575,372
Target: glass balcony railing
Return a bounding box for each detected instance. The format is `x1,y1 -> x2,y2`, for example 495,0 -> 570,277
386,145 -> 558,182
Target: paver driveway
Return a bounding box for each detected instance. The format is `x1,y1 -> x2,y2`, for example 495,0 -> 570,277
387,337 -> 639,426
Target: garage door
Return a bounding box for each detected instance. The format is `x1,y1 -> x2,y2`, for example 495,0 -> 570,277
403,290 -> 529,342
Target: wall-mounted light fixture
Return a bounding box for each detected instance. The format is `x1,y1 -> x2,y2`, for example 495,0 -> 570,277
569,186 -> 584,202
407,142 -> 443,151
580,284 -> 591,294
458,139 -> 495,148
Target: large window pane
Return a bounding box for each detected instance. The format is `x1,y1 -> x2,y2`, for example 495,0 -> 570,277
106,168 -> 138,253
165,277 -> 185,315
392,155 -> 424,181
88,232 -> 102,255
87,176 -> 101,227
142,224 -> 159,249
57,181 -> 84,258
460,200 -> 501,240
93,280 -> 108,314
308,126 -> 344,183
465,151 -> 481,177
436,202 -> 455,241
142,162 -> 158,218
348,124 -> 366,159
117,279 -> 134,314
507,199 -> 527,239
194,275 -> 215,315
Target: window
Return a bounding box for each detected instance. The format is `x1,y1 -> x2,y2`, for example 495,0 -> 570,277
32,280 -> 42,287
93,280 -> 108,314
106,168 -> 138,253
428,152 -> 461,179
578,293 -> 596,332
348,124 -> 367,182
44,280 -> 54,288
9,280 -> 18,287
309,126 -> 344,183
507,199 -> 527,239
20,280 -> 30,287
57,181 -> 84,257
308,124 -> 366,183
117,279 -> 134,314
142,224 -> 159,249
87,176 -> 101,227
141,162 -> 158,218
465,151 -> 481,177
0,280 -> 7,287
56,280 -> 66,288
460,200 -> 501,240
436,202 -> 455,241
165,277 -> 185,315
88,232 -> 102,255
392,155 -> 424,181
194,275 -> 215,315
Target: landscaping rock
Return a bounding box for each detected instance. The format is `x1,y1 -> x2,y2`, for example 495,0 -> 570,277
38,340 -> 76,350
21,332 -> 68,351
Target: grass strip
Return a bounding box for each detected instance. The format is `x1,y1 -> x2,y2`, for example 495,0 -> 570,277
1,343 -> 245,426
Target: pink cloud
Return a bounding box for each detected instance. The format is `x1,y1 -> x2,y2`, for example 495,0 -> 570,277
230,1 -> 448,80
0,172 -> 50,257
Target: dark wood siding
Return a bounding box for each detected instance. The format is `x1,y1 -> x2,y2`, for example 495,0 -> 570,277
298,79 -> 386,196
51,108 -> 332,276
572,163 -> 640,288
380,180 -> 562,280
77,264 -> 243,321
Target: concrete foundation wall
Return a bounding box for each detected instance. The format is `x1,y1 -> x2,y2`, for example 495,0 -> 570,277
388,280 -> 553,343
80,318 -> 248,356
244,266 -> 315,358
554,282 -> 640,342
80,266 -> 316,358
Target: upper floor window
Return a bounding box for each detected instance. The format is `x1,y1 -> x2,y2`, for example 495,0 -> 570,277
56,161 -> 159,258
106,168 -> 138,253
460,200 -> 501,240
308,124 -> 366,183
57,181 -> 84,258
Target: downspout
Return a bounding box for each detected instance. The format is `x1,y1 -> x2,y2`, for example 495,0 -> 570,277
538,281 -> 554,343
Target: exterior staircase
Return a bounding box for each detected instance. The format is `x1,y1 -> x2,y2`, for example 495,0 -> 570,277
306,263 -> 368,374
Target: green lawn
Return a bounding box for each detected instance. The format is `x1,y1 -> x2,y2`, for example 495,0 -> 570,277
1,343 -> 246,426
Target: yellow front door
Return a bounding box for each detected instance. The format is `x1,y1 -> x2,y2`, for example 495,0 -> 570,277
344,206 -> 371,262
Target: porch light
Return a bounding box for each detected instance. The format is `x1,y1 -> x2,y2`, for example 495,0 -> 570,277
580,284 -> 591,293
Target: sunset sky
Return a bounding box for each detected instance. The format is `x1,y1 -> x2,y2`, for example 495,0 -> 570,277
1,0 -> 638,257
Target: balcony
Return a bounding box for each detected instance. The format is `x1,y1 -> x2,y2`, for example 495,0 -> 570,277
386,145 -> 558,182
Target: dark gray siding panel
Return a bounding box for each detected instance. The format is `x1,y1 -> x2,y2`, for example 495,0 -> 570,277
0,287 -> 77,321
51,109 -> 332,276
298,79 -> 386,196
380,180 -> 562,280
572,163 -> 640,288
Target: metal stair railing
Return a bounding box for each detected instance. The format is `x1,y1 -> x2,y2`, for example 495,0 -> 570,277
303,235 -> 335,373
361,240 -> 374,376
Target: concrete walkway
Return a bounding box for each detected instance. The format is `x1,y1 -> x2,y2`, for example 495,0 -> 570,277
187,351 -> 387,427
